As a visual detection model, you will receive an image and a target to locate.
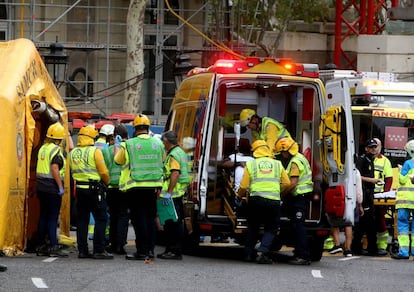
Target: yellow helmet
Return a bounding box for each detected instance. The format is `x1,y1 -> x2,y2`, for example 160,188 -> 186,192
79,125 -> 98,139
133,114 -> 151,127
46,122 -> 65,140
240,109 -> 256,127
275,137 -> 299,155
251,140 -> 268,152
405,140 -> 414,158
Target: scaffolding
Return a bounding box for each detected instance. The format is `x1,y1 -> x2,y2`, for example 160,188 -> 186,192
0,0 -> 261,124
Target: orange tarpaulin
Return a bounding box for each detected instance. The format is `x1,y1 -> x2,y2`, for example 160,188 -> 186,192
0,38 -> 70,255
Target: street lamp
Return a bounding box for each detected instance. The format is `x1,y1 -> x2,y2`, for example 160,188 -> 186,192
43,41 -> 68,88
174,54 -> 193,89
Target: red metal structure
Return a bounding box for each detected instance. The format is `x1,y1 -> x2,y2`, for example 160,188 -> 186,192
334,0 -> 399,69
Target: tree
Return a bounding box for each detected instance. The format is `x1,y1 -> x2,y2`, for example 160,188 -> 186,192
233,0 -> 331,56
123,0 -> 146,114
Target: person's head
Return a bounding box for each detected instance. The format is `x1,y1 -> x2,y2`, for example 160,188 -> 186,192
46,122 -> 65,144
275,137 -> 299,158
365,138 -> 378,157
161,131 -> 178,150
133,114 -> 151,135
240,108 -> 260,131
404,140 -> 414,159
182,137 -> 196,151
78,125 -> 98,146
373,137 -> 382,155
114,123 -> 129,140
251,140 -> 272,158
99,123 -> 115,144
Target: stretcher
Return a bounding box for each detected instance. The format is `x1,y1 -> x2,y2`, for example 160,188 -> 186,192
374,190 -> 398,254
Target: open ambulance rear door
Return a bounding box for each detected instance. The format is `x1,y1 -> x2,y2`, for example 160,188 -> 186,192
320,79 -> 357,225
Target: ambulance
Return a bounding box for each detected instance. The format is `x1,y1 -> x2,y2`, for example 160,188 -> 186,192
164,57 -> 358,261
320,70 -> 414,188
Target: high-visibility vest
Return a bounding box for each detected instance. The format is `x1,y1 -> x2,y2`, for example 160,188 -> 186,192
36,143 -> 64,179
102,145 -> 122,187
125,136 -> 163,182
252,117 -> 291,143
396,166 -> 414,209
161,146 -> 190,198
246,157 -> 282,201
69,146 -> 100,188
374,155 -> 392,193
286,153 -> 313,196
118,136 -> 163,191
95,138 -> 107,150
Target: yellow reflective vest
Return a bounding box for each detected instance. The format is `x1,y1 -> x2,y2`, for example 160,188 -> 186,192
36,143 -> 64,179
286,153 -> 313,196
246,157 -> 283,201
69,146 -> 100,189
396,166 -> 414,209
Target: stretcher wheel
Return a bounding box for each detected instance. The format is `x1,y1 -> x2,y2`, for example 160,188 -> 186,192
388,240 -> 399,255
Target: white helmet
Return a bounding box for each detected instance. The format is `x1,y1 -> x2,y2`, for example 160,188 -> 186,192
405,140 -> 414,158
99,124 -> 115,136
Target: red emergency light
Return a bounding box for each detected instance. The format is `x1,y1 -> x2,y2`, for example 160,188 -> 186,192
187,57 -> 319,78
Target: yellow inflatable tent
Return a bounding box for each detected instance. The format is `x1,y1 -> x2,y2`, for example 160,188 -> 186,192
0,38 -> 70,255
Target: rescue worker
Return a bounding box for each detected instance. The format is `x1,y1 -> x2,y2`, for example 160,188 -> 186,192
69,125 -> 113,259
392,139 -> 414,259
35,122 -> 68,257
157,131 -> 190,260
114,114 -> 164,262
373,138 -> 392,255
103,123 -> 129,255
90,123 -> 115,241
276,137 -> 313,265
95,124 -> 114,149
239,108 -> 291,154
237,140 -> 290,264
352,138 -> 385,256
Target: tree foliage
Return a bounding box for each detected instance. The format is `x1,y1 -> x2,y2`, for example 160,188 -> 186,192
232,0 -> 332,55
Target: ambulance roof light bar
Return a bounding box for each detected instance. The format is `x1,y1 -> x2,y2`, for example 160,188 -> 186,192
187,57 -> 319,78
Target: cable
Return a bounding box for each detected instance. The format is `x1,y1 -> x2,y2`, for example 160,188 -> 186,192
164,0 -> 245,60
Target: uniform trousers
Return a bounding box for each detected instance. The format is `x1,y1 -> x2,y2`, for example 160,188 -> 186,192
127,187 -> 158,256
106,187 -> 129,250
163,197 -> 184,255
37,191 -> 62,247
245,196 -> 280,256
76,187 -> 108,254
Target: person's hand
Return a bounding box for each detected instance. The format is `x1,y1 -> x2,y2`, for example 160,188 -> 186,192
115,135 -> 122,148
235,196 -> 242,207
163,193 -> 172,206
58,186 -> 64,196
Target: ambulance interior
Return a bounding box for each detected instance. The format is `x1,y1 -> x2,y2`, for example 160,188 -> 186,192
206,79 -> 323,226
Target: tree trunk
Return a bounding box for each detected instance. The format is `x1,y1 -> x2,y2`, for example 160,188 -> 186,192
123,0 -> 145,113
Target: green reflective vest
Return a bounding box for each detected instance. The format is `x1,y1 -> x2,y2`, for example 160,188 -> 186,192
69,146 -> 100,188
246,157 -> 282,201
119,135 -> 163,191
102,145 -> 122,187
286,153 -> 313,196
161,146 -> 190,198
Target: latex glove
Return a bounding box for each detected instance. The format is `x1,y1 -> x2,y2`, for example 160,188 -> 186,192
58,186 -> 64,196
235,196 -> 242,207
163,193 -> 172,206
115,135 -> 122,148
